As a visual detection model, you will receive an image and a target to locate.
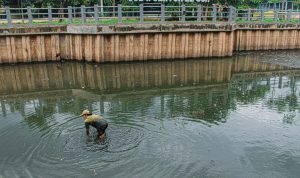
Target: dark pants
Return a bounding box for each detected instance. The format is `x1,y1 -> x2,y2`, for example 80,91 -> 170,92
97,123 -> 108,137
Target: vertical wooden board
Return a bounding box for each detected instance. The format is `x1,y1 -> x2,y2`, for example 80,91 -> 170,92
277,30 -> 283,49
124,35 -> 130,61
174,33 -> 181,58
224,32 -> 230,56
238,31 -> 244,51
59,34 -> 71,60
268,30 -> 274,50
241,30 -> 246,51
59,35 -> 66,60
0,37 -> 6,63
187,33 -> 193,58
82,35 -> 87,61
147,34 -> 155,60
229,31 -> 234,56
73,35 -> 81,60
70,35 -> 75,59
171,33 -> 176,59
114,35 -> 120,62
295,31 -> 300,48
91,35 -> 96,61
99,35 -> 105,63
192,33 -> 199,58
10,37 -> 17,63
75,35 -> 82,61
104,35 -> 112,62
5,37 -> 12,63
275,30 -> 279,49
245,31 -> 250,50
205,32 -> 211,57
212,32 -> 219,56
133,34 -> 140,61
221,32 -> 226,56
266,30 -> 270,50
14,37 -> 23,63
50,35 -> 56,61
60,35 -> 67,60
153,34 -> 159,60
252,31 -> 258,50
30,36 -> 39,62
199,32 -> 205,57
94,35 -> 100,62
81,35 -> 86,61
144,34 -> 149,61
208,32 -> 214,57
118,35 -> 125,61
21,36 -> 27,62
111,35 -> 116,62
139,34 -> 144,61
289,30 -> 295,49
255,30 -> 260,50
180,33 -> 186,58
158,33 -> 162,60
282,30 -> 287,49
86,35 -> 93,61
41,35 -> 46,61
26,36 -> 31,62
235,30 -> 240,51
36,36 -> 42,61
44,35 -> 52,61
161,33 -> 168,59
197,33 -> 202,57
165,33 -> 174,59
129,35 -> 134,61
184,33 -> 189,58
291,30 -> 297,49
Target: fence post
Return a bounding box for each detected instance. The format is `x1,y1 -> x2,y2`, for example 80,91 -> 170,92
197,5 -> 202,21
117,4 -> 122,23
5,6 -> 12,28
161,4 -> 165,22
48,6 -> 52,24
94,5 -> 99,22
229,6 -> 233,22
274,9 -> 278,22
213,4 -> 217,22
181,4 -> 186,21
247,8 -> 251,21
68,6 -> 72,23
260,9 -> 264,22
81,5 -> 86,24
27,6 -> 33,26
287,9 -> 292,22
140,4 -> 144,23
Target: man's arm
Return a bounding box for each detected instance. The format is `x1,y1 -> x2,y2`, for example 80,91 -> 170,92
85,122 -> 90,136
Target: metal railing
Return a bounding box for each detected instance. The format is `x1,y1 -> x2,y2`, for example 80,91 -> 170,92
1,5 -> 300,27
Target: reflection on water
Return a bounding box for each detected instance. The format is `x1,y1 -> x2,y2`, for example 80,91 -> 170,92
1,51 -> 300,177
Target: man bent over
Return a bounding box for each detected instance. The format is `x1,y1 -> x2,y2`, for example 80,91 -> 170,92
81,109 -> 108,140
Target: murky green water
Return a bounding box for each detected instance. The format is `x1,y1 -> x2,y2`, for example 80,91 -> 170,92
1,51 -> 300,178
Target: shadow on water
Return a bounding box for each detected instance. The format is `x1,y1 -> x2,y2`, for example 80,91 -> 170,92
1,51 -> 300,177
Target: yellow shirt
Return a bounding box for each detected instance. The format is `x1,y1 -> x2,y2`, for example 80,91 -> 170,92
84,115 -> 103,123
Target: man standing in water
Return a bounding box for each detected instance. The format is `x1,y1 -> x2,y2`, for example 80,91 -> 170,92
81,109 -> 108,140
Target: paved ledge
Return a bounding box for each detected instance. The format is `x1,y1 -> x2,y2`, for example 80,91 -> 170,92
1,22 -> 300,35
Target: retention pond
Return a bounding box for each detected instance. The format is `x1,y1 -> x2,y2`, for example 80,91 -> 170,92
1,51 -> 300,177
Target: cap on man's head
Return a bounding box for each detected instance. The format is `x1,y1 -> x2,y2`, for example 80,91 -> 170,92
81,109 -> 90,116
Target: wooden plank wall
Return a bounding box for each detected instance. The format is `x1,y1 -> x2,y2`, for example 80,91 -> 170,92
235,29 -> 300,51
0,29 -> 300,64
0,32 -> 234,64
